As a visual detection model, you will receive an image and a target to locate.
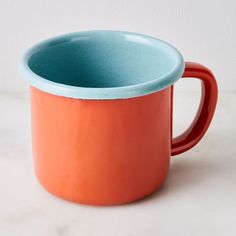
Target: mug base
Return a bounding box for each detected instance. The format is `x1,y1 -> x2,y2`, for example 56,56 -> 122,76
35,172 -> 167,206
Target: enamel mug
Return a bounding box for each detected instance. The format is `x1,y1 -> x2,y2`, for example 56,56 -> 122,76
20,31 -> 218,205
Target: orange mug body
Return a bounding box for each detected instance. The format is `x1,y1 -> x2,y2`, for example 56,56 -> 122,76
31,86 -> 171,205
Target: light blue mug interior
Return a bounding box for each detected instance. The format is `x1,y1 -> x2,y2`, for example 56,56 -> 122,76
20,31 -> 184,99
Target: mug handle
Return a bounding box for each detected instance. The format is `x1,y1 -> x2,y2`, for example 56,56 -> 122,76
171,62 -> 218,156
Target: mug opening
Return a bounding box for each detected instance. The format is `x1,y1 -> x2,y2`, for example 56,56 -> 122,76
20,31 -> 184,99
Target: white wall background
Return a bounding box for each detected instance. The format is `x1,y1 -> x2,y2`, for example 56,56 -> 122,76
0,0 -> 235,93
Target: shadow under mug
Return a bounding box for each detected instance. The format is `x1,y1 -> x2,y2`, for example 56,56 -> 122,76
20,31 -> 218,205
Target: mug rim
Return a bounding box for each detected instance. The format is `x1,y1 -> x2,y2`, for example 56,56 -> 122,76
20,30 -> 185,100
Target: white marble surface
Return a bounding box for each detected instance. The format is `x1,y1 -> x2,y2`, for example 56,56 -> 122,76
0,91 -> 235,236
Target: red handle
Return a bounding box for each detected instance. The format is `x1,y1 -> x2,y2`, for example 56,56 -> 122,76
171,62 -> 218,156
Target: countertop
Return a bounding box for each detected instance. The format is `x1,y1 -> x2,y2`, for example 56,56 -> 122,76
0,92 -> 235,236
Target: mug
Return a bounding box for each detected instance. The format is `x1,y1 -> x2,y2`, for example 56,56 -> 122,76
20,31 -> 218,205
